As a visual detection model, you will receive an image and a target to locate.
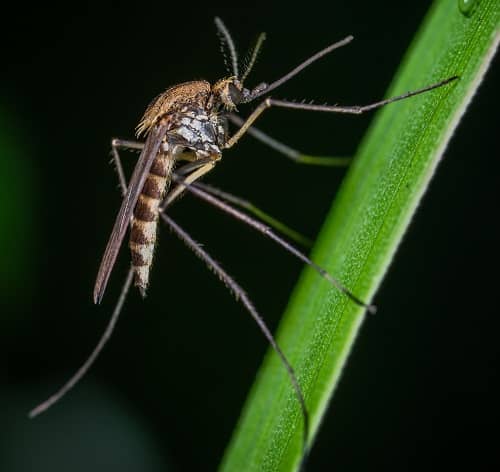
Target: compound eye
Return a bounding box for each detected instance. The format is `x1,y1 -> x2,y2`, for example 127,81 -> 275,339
228,83 -> 243,105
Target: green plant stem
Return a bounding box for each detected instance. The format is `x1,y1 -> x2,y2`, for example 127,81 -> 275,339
219,1 -> 499,471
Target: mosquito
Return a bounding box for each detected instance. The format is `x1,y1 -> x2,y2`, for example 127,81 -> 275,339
30,17 -> 457,456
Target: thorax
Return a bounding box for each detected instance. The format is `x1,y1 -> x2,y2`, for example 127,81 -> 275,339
136,80 -> 227,158
166,106 -> 227,157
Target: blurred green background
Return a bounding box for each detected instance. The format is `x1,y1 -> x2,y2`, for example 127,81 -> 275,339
1,1 -> 498,471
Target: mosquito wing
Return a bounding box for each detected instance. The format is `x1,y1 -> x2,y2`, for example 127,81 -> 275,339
93,123 -> 169,304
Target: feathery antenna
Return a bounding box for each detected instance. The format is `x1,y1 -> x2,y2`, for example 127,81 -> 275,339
241,32 -> 266,84
215,17 -> 239,78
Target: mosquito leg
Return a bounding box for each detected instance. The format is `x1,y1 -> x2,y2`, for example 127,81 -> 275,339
225,99 -> 274,149
172,158 -> 215,177
268,76 -> 458,114
110,139 -> 141,196
160,159 -> 219,210
112,138 -> 197,160
111,141 -> 311,444
225,76 -> 457,149
29,267 -> 134,418
161,158 -> 314,247
227,113 -> 351,167
112,138 -> 144,152
173,175 -> 376,314
31,131 -> 186,416
160,158 -> 216,211
29,140 -> 142,417
111,139 -> 199,193
191,181 -> 313,248
159,211 -> 309,451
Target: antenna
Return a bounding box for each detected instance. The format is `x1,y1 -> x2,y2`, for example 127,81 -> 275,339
241,32 -> 266,84
215,17 -> 239,78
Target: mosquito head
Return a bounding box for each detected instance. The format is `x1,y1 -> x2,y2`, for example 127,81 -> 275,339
210,77 -> 251,111
214,18 -> 265,101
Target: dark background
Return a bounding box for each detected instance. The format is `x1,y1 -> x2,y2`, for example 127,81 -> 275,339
1,1 -> 498,471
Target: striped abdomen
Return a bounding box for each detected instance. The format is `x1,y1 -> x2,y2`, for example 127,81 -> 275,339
129,152 -> 174,296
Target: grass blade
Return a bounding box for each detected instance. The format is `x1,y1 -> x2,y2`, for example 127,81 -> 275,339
219,1 -> 499,471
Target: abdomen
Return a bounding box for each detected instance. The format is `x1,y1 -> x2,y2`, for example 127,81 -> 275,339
129,152 -> 174,296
